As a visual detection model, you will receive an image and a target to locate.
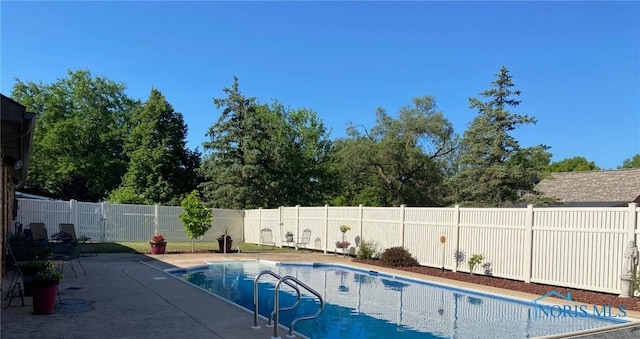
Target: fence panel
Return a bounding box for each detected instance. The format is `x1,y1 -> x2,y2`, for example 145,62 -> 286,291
404,207 -> 456,268
361,207 -> 402,252
531,208 -> 629,293
76,201 -> 106,241
457,208 -> 528,280
15,199 -> 71,237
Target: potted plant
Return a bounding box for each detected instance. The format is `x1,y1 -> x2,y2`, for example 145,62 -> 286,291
15,260 -> 55,296
149,233 -> 167,254
31,268 -> 63,315
217,233 -> 233,253
285,231 -> 294,242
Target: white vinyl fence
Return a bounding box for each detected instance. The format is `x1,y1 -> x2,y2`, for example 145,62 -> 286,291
15,199 -> 243,243
14,198 -> 639,294
244,204 -> 640,294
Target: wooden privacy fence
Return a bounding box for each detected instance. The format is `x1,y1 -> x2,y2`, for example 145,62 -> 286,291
14,199 -> 639,294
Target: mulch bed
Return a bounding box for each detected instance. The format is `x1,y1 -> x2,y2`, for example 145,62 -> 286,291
353,259 -> 640,312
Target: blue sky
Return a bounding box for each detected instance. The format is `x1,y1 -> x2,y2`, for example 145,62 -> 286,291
1,1 -> 638,170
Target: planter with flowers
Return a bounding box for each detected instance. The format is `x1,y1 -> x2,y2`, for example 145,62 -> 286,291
149,234 -> 167,254
16,260 -> 55,296
31,267 -> 63,314
337,224 -> 352,256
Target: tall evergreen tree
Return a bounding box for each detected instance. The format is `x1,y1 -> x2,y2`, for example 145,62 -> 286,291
454,66 -> 550,206
199,78 -> 336,209
109,89 -> 201,205
199,77 -> 270,209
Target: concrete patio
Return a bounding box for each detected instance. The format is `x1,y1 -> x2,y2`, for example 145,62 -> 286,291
2,251 -> 640,339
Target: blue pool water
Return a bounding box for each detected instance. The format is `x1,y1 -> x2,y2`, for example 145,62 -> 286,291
169,261 -> 627,338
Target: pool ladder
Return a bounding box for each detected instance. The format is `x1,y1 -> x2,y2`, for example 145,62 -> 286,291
252,270 -> 324,339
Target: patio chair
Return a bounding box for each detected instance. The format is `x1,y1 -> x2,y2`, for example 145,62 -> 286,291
259,228 -> 276,247
295,229 -> 312,249
28,223 -> 49,243
28,223 -> 86,277
58,223 -> 97,257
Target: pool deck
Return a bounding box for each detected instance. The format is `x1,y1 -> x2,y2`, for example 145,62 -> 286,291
2,251 -> 640,339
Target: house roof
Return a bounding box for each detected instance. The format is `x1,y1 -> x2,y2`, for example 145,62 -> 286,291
535,168 -> 640,206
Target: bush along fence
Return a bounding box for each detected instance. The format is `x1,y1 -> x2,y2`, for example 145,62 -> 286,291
15,198 -> 639,295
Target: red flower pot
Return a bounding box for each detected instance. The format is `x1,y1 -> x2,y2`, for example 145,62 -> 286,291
32,280 -> 59,315
150,242 -> 166,254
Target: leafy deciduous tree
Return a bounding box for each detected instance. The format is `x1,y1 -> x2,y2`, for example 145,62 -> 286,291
11,69 -> 136,201
548,156 -> 600,172
179,190 -> 212,252
333,96 -> 456,206
619,154 -> 640,169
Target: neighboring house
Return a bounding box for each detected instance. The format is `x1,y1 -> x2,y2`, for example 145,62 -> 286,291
534,168 -> 640,207
1,93 -> 37,278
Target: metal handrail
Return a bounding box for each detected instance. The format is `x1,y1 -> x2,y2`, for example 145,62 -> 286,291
252,270 -> 301,329
273,275 -> 324,339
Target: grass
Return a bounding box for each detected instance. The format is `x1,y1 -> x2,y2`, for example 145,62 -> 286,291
91,241 -> 299,254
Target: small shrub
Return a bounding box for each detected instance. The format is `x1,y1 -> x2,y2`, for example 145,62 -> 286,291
380,247 -> 419,267
468,254 -> 484,274
357,240 -> 378,260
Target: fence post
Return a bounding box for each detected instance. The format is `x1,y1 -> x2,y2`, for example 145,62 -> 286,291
324,205 -> 329,254
278,206 -> 283,248
400,204 -> 406,247
258,207 -> 262,245
523,204 -> 535,283
627,203 -> 638,244
452,205 -> 460,272
295,205 -> 300,249
100,202 -> 106,242
70,199 -> 78,228
154,204 -> 159,235
359,204 -> 364,242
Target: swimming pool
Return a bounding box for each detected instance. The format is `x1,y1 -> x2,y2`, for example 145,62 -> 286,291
168,261 -> 628,338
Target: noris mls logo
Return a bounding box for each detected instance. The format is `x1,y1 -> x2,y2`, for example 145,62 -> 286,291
532,291 -> 627,320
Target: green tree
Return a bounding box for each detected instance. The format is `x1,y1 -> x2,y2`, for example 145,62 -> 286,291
266,103 -> 337,207
333,96 -> 456,206
109,88 -> 201,205
200,78 -> 336,209
179,190 -> 212,252
10,69 -> 137,201
548,156 -> 600,172
199,77 -> 267,209
453,66 -> 550,206
619,154 -> 640,169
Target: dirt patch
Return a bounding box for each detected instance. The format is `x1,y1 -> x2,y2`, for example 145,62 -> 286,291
354,259 -> 640,312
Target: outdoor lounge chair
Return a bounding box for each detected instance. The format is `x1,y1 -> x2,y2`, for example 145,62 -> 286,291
259,228 -> 276,247
295,228 -> 311,249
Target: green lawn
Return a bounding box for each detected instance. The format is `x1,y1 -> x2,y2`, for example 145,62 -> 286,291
90,241 -> 299,254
